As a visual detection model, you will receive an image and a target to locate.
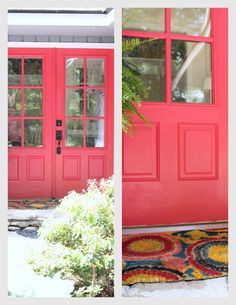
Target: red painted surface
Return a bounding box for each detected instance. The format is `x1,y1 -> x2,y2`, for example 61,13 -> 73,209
54,49 -> 114,198
122,9 -> 228,226
8,48 -> 53,198
8,48 -> 114,199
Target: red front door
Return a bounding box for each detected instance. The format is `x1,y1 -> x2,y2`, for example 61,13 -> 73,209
8,48 -> 53,198
54,49 -> 114,198
122,9 -> 228,226
8,48 -> 114,199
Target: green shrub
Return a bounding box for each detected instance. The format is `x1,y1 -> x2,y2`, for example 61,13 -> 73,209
28,177 -> 114,297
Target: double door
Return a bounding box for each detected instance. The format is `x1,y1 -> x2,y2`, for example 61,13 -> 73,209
8,48 -> 114,199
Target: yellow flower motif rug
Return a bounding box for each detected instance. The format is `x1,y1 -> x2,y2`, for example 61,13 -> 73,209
122,228 -> 228,285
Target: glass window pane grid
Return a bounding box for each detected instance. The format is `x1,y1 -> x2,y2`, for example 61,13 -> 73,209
8,119 -> 22,147
8,58 -> 22,86
24,119 -> 43,147
24,58 -> 43,86
86,58 -> 105,87
122,8 -> 165,33
65,57 -> 84,86
65,119 -> 84,147
122,8 -> 213,104
171,40 -> 212,104
8,88 -> 22,117
65,57 -> 106,148
86,119 -> 105,148
122,9 -> 212,40
8,56 -> 44,148
24,88 -> 43,117
65,89 -> 84,117
123,36 -> 166,102
171,8 -> 211,37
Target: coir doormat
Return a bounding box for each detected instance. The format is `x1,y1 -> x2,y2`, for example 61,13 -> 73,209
122,228 -> 228,285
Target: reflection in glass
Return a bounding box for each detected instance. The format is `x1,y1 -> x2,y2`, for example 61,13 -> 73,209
66,58 -> 84,86
123,37 -> 165,101
24,59 -> 43,86
8,89 -> 21,117
171,8 -> 211,37
122,8 -> 165,32
24,120 -> 43,147
65,120 -> 83,147
8,58 -> 21,85
86,89 -> 104,117
66,89 -> 84,116
172,41 -> 212,103
24,89 -> 43,116
86,120 -> 104,147
8,120 -> 22,147
86,58 -> 104,86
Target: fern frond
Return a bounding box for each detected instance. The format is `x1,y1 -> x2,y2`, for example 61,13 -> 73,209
122,37 -> 158,133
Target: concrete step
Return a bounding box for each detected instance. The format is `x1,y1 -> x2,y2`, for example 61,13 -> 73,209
8,209 -> 61,231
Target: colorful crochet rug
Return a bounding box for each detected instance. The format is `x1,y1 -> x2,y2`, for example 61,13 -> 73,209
122,228 -> 228,285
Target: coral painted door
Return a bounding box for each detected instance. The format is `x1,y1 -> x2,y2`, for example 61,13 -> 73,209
8,48 -> 114,199
54,49 -> 114,198
122,9 -> 228,226
8,48 -> 53,198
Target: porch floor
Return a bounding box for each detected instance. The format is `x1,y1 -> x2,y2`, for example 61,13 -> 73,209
122,277 -> 228,297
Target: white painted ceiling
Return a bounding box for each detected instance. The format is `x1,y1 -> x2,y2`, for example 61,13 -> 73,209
8,9 -> 114,36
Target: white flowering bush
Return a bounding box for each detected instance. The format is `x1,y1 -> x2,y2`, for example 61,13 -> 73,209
28,177 -> 114,297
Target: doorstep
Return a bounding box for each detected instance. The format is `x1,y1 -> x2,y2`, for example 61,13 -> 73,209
8,199 -> 60,209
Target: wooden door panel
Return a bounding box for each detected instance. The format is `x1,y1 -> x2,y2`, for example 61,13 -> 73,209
55,49 -> 114,198
123,124 -> 159,180
122,9 -> 228,226
8,48 -> 53,199
178,123 -> 218,180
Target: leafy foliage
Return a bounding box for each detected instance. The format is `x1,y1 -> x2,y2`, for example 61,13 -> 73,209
122,38 -> 154,133
28,177 -> 114,297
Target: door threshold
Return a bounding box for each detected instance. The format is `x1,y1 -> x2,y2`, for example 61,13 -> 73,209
8,198 -> 60,209
123,222 -> 228,235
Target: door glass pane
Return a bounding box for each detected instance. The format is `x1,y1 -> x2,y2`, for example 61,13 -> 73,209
24,89 -> 43,116
8,58 -> 21,85
24,120 -> 43,147
86,120 -> 104,147
65,120 -> 83,147
172,41 -> 212,103
24,59 -> 43,86
66,89 -> 84,116
122,8 -> 165,32
123,37 -> 165,102
66,58 -> 84,86
86,58 -> 104,86
8,89 -> 21,116
86,89 -> 104,117
171,8 -> 211,37
8,120 -> 22,147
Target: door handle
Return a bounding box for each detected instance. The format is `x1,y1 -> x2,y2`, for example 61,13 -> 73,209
56,130 -> 62,141
56,131 -> 62,154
